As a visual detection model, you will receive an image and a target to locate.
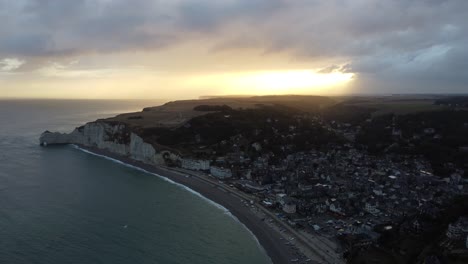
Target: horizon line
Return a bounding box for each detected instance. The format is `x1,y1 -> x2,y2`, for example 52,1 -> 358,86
1,92 -> 468,101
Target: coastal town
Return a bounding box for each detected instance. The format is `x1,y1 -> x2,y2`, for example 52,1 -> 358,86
39,96 -> 468,264
163,102 -> 468,263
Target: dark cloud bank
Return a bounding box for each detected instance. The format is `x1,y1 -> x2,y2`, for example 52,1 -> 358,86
1,0 -> 467,93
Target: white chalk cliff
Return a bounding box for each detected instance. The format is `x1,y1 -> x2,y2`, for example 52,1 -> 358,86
40,122 -> 168,165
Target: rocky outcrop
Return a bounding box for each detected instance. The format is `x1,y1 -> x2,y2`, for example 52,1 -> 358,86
40,122 -> 166,165
39,131 -> 73,146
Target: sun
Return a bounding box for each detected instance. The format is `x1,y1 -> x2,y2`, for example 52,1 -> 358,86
231,70 -> 354,94
186,69 -> 355,95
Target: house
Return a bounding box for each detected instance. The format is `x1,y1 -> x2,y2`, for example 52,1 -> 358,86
446,217 -> 468,239
251,142 -> 262,151
283,199 -> 297,214
364,202 -> 380,215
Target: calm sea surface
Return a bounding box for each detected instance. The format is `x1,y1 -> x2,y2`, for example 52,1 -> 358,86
0,100 -> 270,264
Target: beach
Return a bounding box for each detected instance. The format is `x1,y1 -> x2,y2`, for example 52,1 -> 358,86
73,144 -> 323,264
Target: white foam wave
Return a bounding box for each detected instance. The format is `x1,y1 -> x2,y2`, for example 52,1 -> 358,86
72,145 -> 229,213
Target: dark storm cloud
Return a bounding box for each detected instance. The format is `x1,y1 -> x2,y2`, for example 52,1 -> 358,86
1,0 -> 177,57
0,0 -> 467,93
0,0 -> 286,57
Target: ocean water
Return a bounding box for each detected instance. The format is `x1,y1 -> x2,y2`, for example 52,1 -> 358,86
0,100 -> 270,264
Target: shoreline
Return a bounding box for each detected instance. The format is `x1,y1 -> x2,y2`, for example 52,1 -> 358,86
73,145 -> 270,260
71,144 -> 317,264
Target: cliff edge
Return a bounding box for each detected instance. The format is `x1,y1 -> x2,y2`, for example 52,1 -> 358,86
39,121 -> 172,165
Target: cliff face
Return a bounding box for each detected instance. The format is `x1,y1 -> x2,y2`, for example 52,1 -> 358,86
40,122 -> 166,165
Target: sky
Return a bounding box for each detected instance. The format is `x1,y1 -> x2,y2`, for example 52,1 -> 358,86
0,0 -> 467,99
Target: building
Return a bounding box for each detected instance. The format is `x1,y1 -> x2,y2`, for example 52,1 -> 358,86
181,158 -> 210,171
276,193 -> 287,204
446,217 -> 468,239
283,199 -> 297,214
210,166 -> 232,179
243,182 -> 268,193
364,202 -> 380,215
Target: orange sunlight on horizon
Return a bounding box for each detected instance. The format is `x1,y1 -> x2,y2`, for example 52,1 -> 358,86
0,69 -> 355,100
186,70 -> 355,96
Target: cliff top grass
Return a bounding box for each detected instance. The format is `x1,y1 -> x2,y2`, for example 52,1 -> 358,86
103,95 -> 335,128
101,94 -> 458,129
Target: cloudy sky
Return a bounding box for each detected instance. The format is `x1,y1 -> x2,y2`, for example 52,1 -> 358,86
1,0 -> 467,99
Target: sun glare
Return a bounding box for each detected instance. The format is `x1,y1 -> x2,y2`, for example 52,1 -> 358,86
232,70 -> 354,93
187,70 -> 354,95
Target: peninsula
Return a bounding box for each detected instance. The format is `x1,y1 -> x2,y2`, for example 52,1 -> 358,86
40,95 -> 468,264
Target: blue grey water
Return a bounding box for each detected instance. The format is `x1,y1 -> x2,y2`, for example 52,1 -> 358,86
0,100 -> 270,264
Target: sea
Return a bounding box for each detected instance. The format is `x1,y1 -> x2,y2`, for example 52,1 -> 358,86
0,99 -> 271,264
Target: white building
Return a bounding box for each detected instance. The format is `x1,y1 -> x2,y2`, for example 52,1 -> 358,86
181,158 -> 210,171
210,166 -> 232,179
